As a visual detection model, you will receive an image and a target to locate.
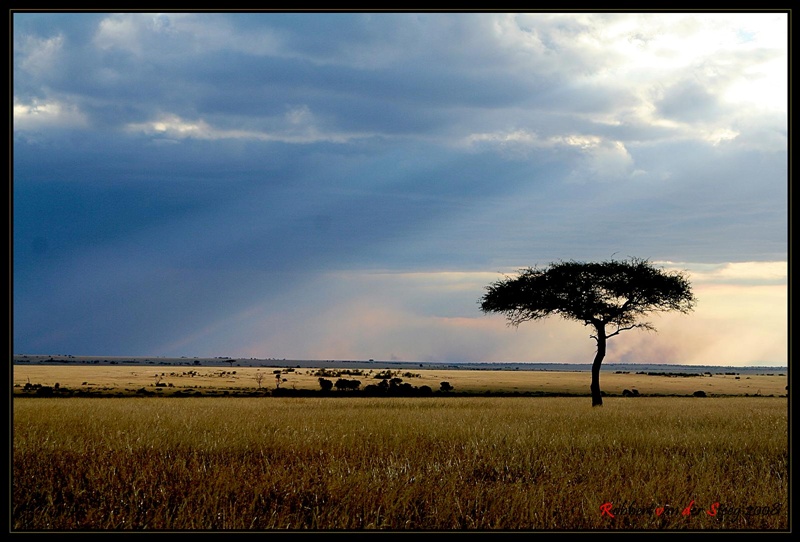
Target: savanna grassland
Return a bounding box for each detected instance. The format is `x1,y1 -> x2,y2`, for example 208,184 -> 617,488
12,364 -> 789,398
13,395 -> 788,531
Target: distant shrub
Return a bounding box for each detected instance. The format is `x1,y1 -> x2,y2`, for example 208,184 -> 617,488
35,386 -> 54,397
334,378 -> 361,391
363,381 -> 434,397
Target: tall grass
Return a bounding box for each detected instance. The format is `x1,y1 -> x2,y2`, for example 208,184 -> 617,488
13,397 -> 787,530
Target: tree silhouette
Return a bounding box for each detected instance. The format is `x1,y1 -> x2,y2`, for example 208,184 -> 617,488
479,257 -> 696,406
334,378 -> 361,391
253,371 -> 265,389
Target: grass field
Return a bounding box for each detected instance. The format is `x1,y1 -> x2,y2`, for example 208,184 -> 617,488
12,364 -> 788,398
12,395 -> 788,531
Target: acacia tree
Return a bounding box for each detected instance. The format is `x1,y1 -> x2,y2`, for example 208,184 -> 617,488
479,258 -> 696,406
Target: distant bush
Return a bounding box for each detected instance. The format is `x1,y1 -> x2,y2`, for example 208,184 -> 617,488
35,386 -> 55,397
334,378 -> 361,391
362,380 -> 434,397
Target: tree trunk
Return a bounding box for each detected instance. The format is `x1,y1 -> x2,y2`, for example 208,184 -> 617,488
591,323 -> 607,407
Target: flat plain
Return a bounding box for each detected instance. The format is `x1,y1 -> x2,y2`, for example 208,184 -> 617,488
12,363 -> 789,531
11,363 -> 788,398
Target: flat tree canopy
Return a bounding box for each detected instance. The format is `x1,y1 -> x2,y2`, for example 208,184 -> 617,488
479,257 -> 696,406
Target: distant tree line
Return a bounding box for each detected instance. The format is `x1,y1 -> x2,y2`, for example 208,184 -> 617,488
310,377 -> 450,396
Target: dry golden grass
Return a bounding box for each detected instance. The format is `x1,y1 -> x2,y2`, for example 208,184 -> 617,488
13,396 -> 787,531
12,365 -> 788,397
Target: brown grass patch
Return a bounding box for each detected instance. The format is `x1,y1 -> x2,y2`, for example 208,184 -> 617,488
12,396 -> 787,530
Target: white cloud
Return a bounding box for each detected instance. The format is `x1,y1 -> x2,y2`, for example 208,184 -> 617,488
125,111 -> 372,144
93,13 -> 146,54
13,98 -> 88,130
458,12 -> 786,164
521,13 -> 784,140
585,13 -> 786,96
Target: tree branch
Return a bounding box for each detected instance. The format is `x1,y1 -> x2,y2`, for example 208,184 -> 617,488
607,322 -> 652,339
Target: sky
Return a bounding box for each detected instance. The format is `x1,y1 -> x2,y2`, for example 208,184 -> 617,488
12,11 -> 789,367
